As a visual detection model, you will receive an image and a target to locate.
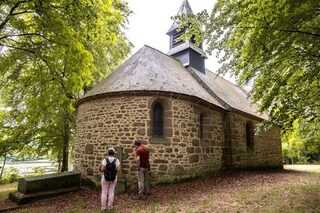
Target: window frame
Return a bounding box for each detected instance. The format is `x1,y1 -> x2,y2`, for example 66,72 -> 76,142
246,121 -> 254,150
152,102 -> 164,138
199,114 -> 203,140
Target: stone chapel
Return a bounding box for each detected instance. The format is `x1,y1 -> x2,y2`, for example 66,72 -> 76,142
74,0 -> 283,191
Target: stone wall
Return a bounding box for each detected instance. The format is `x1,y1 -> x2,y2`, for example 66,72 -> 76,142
229,112 -> 283,169
74,95 -> 225,188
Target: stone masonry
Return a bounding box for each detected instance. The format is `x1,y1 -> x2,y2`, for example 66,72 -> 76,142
229,113 -> 283,169
74,94 -> 283,190
75,94 -> 225,188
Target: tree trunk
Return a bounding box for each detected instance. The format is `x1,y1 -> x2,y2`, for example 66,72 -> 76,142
57,150 -> 62,172
60,112 -> 70,172
0,155 -> 7,179
60,137 -> 69,172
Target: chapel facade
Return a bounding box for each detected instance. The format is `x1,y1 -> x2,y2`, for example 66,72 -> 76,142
74,0 -> 283,191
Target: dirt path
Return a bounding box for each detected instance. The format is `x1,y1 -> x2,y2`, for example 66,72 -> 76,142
1,165 -> 319,213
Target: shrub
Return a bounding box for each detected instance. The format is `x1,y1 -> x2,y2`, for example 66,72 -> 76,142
32,167 -> 46,176
0,168 -> 19,184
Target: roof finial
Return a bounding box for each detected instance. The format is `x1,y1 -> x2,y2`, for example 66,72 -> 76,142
178,0 -> 194,16
167,0 -> 194,33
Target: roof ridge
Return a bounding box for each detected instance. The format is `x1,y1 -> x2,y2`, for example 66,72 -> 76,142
143,46 -> 230,110
143,45 -> 181,62
79,44 -> 225,109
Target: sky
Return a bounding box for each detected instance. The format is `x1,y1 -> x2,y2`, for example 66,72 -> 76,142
124,0 -> 235,83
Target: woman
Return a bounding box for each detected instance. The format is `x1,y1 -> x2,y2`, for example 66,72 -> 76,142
99,147 -> 120,211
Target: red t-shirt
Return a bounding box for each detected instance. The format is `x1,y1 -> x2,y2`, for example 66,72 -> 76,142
136,146 -> 150,169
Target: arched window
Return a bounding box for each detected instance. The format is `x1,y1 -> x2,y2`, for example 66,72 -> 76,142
199,114 -> 203,139
152,102 -> 164,137
246,122 -> 254,150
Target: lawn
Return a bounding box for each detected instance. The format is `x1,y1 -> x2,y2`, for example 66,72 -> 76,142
0,183 -> 17,199
1,165 -> 319,213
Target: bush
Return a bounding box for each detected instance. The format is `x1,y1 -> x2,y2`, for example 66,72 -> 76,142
32,167 -> 46,176
0,168 -> 19,184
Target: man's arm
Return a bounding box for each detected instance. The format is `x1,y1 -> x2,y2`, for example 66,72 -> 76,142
135,155 -> 140,169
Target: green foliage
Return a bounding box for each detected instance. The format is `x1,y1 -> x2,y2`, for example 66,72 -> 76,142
194,0 -> 320,128
282,119 -> 320,164
0,167 -> 19,184
0,0 -> 131,169
32,166 -> 46,176
282,120 -> 307,164
299,118 -> 320,161
180,0 -> 320,157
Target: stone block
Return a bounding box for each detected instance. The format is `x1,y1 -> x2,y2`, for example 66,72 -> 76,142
86,133 -> 92,139
9,171 -> 81,205
9,187 -> 80,205
137,128 -> 146,135
186,147 -> 194,153
192,139 -> 200,146
189,155 -> 199,163
165,148 -> 173,153
153,159 -> 168,164
158,165 -> 168,171
173,165 -> 186,176
17,171 -> 81,194
87,168 -> 94,176
195,147 -> 201,153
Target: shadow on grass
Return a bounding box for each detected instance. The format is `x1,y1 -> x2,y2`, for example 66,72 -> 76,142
1,165 -> 319,213
0,182 -> 17,199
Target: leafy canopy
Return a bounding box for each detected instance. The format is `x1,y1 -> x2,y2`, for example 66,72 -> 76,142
0,0 -> 131,167
180,0 -> 320,130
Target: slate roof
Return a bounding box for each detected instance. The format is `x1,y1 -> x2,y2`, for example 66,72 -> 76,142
81,46 -> 224,109
191,68 -> 268,120
80,45 -> 267,120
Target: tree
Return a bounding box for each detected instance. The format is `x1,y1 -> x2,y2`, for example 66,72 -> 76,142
298,118 -> 320,162
0,0 -> 131,171
282,120 -> 307,164
282,118 -> 320,164
179,0 -> 320,131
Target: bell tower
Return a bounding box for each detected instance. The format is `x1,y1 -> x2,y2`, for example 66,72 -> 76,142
167,0 -> 206,73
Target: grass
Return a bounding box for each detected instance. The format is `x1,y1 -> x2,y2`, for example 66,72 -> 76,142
284,164 -> 320,173
0,182 -> 17,199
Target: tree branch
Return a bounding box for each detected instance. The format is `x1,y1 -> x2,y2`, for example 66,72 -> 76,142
0,43 -> 35,53
11,10 -> 33,16
236,25 -> 320,37
281,28 -> 320,37
0,32 -> 64,45
0,0 -> 33,31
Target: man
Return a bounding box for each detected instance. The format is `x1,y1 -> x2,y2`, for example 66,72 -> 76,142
133,140 -> 150,199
